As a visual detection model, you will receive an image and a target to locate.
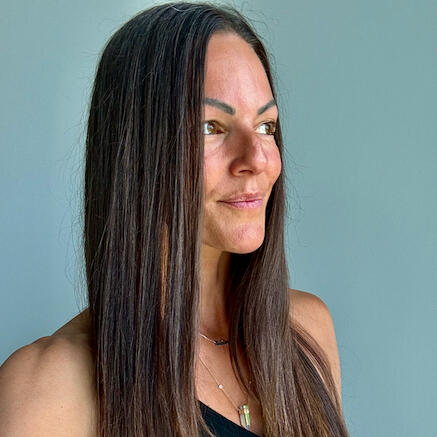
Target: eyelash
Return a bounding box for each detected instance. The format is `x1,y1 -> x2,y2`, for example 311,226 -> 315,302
203,120 -> 277,136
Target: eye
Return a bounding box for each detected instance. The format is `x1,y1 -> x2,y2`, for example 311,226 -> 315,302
203,120 -> 225,135
203,120 -> 277,136
256,121 -> 276,135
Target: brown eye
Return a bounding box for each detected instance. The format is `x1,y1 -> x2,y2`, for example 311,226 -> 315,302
203,121 -> 224,135
256,121 -> 276,135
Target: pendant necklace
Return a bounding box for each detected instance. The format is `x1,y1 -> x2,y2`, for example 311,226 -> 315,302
198,332 -> 251,430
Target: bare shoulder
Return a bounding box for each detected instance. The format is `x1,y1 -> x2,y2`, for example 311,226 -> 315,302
288,288 -> 342,403
289,289 -> 333,331
0,314 -> 96,436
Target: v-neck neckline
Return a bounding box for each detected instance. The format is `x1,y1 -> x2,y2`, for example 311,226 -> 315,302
198,400 -> 262,436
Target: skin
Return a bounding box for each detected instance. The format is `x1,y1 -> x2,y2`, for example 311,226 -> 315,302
200,31 -> 281,340
0,32 -> 342,437
196,33 -> 282,434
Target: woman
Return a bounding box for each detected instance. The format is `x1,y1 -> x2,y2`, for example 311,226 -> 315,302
0,2 -> 349,436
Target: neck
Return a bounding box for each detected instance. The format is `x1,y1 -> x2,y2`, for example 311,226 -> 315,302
200,245 -> 231,337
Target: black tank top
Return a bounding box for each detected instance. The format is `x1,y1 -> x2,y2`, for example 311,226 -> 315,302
199,401 -> 261,437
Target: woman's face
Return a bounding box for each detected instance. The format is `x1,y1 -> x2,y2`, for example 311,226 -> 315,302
202,32 -> 282,254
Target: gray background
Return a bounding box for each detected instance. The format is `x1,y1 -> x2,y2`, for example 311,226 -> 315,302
1,1 -> 436,435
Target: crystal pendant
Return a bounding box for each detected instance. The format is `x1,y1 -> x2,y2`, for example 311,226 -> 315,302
238,404 -> 251,429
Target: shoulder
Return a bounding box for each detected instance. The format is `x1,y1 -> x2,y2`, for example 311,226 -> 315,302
0,325 -> 96,435
288,289 -> 334,334
288,288 -> 342,403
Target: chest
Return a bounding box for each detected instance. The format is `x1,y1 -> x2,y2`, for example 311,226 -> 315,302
195,344 -> 264,436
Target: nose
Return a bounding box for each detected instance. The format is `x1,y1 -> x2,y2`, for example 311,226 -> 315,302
228,129 -> 268,176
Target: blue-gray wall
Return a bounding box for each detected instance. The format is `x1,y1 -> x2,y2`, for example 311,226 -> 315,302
1,1 -> 436,436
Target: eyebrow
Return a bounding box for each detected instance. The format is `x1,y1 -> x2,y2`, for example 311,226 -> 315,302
203,97 -> 276,116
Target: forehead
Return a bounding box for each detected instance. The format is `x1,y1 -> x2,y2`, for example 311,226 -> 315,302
204,32 -> 273,112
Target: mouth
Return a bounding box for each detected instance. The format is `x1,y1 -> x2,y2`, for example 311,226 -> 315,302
219,199 -> 263,209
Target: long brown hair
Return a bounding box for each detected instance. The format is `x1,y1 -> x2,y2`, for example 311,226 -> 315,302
83,2 -> 349,436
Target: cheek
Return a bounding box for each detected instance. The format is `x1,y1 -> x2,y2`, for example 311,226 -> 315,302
203,154 -> 220,196
268,146 -> 282,183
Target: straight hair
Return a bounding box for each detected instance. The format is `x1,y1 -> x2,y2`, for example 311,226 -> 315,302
83,2 -> 349,436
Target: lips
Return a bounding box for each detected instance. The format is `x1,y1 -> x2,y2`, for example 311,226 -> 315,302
220,191 -> 264,202
218,191 -> 265,210
221,199 -> 264,209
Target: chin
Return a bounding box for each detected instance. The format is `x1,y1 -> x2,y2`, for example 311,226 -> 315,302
203,223 -> 266,254
225,234 -> 265,254
229,244 -> 263,254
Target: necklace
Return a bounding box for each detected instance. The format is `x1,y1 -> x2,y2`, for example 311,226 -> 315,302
198,333 -> 251,430
199,332 -> 229,346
